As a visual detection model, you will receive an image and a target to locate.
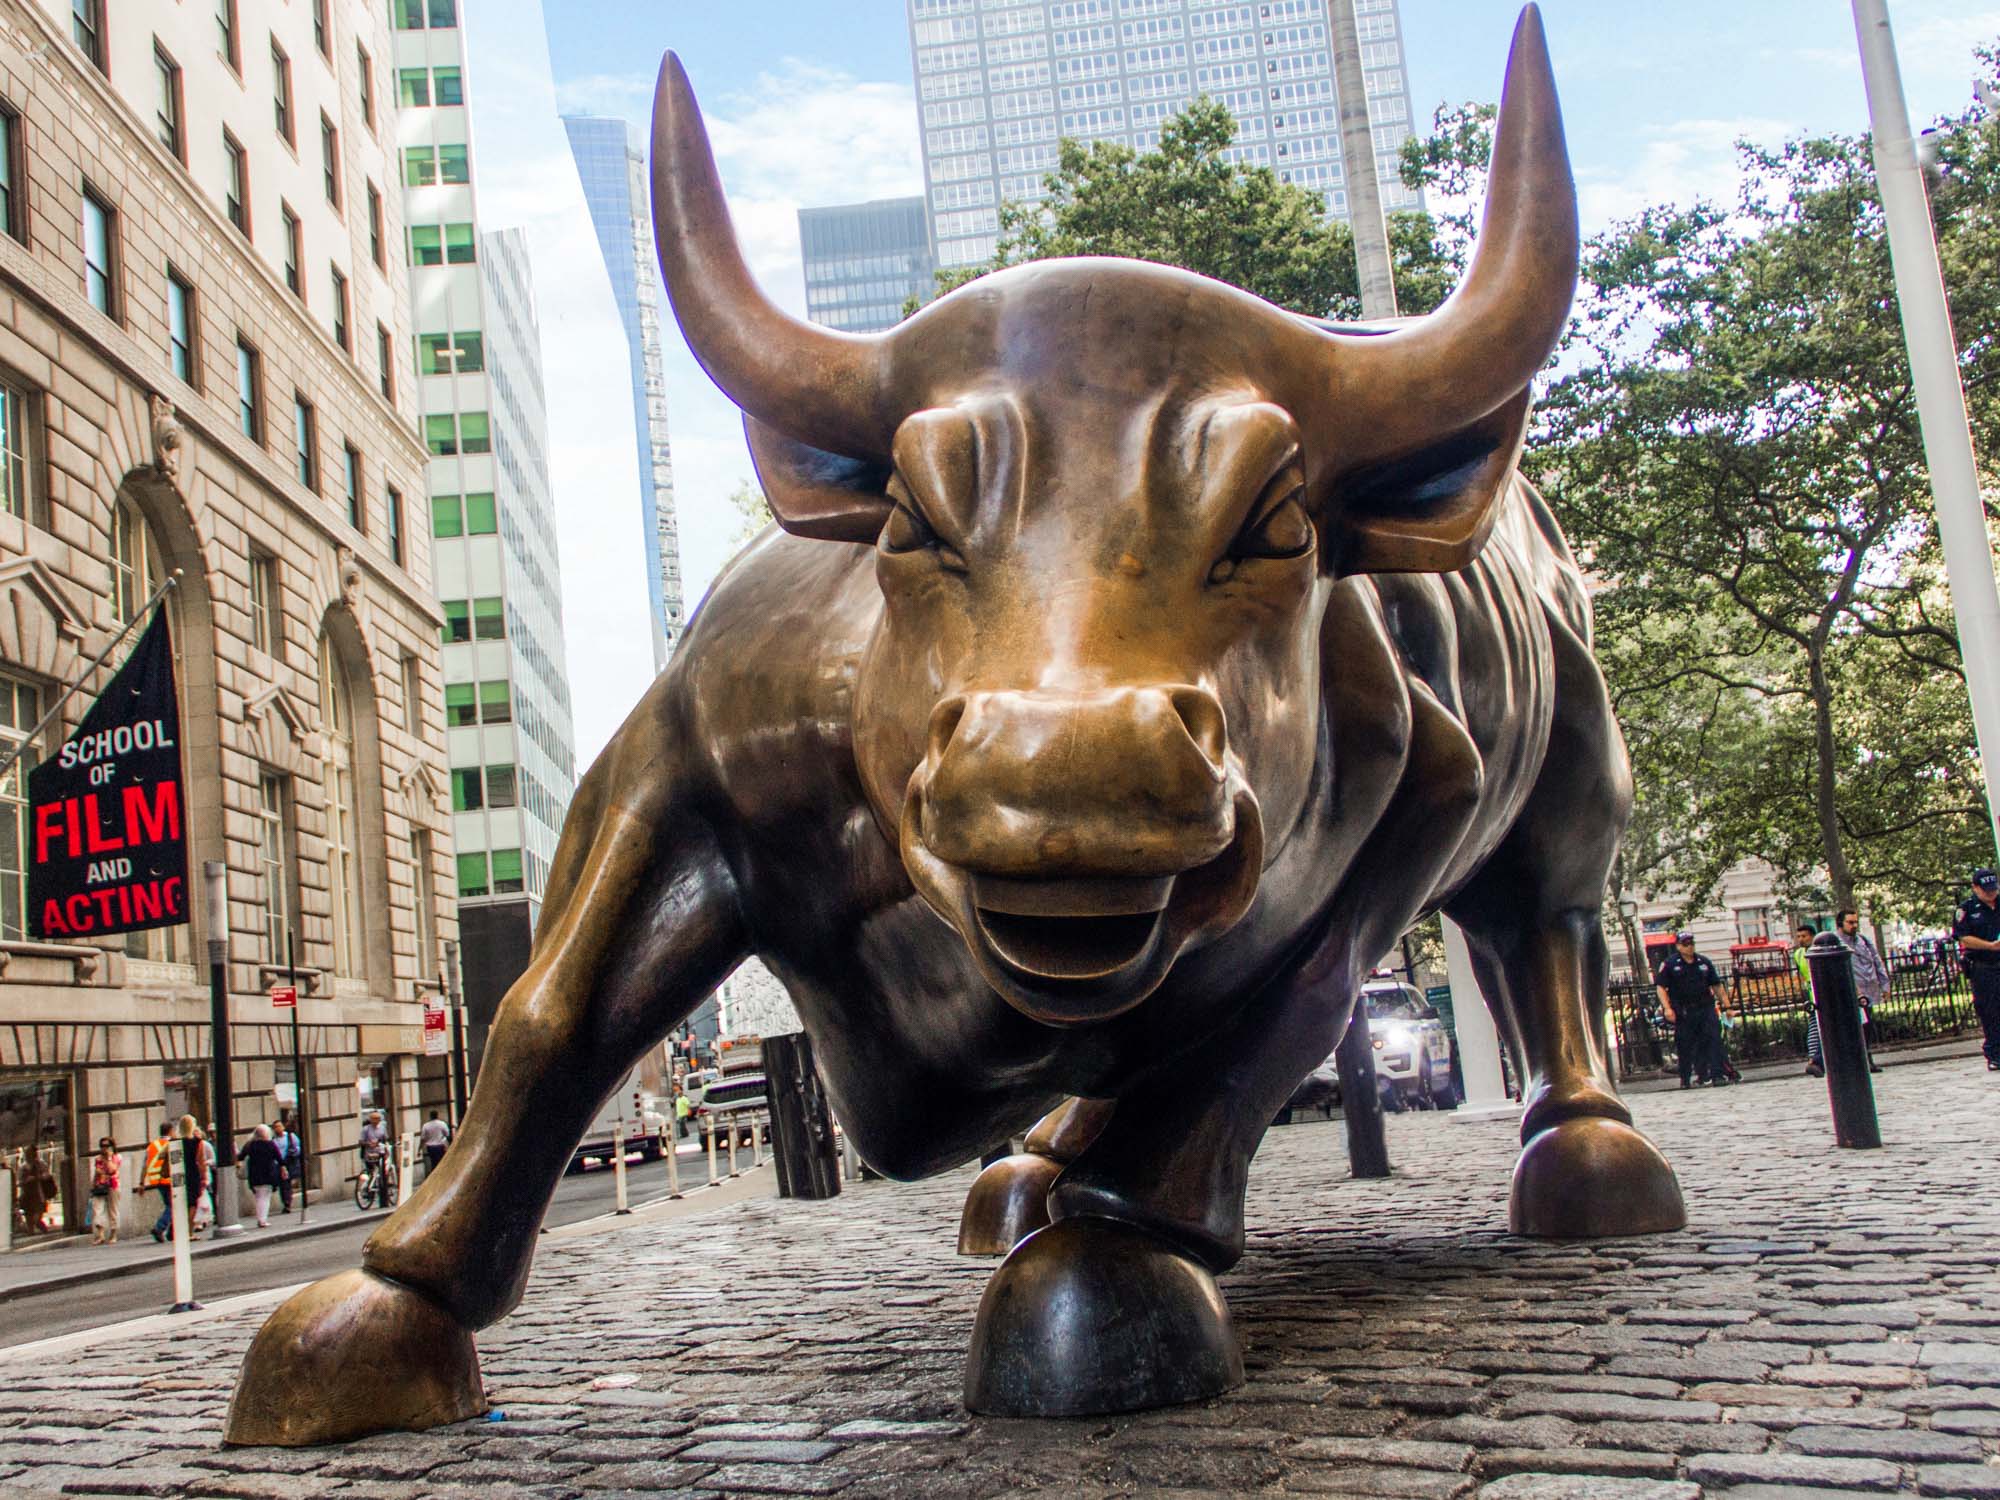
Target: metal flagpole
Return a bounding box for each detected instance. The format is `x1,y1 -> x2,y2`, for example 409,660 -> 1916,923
1851,0 -> 2000,858
288,928 -> 307,1225
0,571 -> 182,783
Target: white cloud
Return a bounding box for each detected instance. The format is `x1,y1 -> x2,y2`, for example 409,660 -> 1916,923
1575,115 -> 1799,230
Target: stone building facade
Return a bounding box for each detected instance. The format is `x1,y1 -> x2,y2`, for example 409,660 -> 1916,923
0,0 -> 454,1235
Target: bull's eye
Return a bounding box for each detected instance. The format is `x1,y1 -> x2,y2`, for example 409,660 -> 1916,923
881,504 -> 967,573
1213,493 -> 1313,584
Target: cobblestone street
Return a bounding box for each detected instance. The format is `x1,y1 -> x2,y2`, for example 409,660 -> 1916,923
2,1057 -> 1999,1499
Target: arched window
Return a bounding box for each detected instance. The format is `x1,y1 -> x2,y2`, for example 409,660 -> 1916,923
109,498 -> 187,964
318,640 -> 363,977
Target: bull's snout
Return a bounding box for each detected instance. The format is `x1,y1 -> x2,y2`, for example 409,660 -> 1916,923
920,685 -> 1234,877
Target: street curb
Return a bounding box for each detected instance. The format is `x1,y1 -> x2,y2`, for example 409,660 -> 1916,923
0,1204 -> 392,1306
1622,1036 -> 1983,1094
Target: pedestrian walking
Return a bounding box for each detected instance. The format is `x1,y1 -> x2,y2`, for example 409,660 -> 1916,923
1953,867 -> 2000,1072
177,1116 -> 210,1233
143,1123 -> 173,1242
273,1121 -> 301,1213
242,1125 -> 283,1228
1795,923 -> 1826,1077
1656,930 -> 1731,1088
1836,908 -> 1888,1075
88,1137 -> 120,1245
674,1087 -> 693,1141
419,1111 -> 450,1177
359,1110 -> 392,1207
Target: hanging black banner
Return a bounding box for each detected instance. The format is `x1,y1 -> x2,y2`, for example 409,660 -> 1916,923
28,611 -> 187,938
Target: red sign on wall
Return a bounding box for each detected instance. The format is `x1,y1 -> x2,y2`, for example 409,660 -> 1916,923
423,1003 -> 448,1057
270,986 -> 298,1010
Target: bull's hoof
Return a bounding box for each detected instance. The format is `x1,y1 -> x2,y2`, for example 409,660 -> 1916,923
964,1216 -> 1243,1416
224,1269 -> 486,1446
957,1152 -> 1061,1256
1509,1115 -> 1687,1239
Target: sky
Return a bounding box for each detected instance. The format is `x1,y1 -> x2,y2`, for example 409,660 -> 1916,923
506,0 -> 1999,767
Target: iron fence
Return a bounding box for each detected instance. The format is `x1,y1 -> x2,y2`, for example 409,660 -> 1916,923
1605,947 -> 1977,1082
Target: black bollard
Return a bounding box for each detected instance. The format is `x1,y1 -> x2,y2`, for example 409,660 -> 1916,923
1807,932 -> 1882,1149
1335,1001 -> 1392,1179
763,1032 -> 843,1198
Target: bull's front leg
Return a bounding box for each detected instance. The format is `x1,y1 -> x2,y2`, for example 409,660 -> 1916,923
224,704 -> 747,1446
956,1097 -> 1113,1255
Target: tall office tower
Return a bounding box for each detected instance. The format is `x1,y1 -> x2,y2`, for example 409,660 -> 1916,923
799,197 -> 939,333
561,116 -> 684,670
394,1 -> 577,1046
906,0 -> 1422,270
0,0 -> 456,1209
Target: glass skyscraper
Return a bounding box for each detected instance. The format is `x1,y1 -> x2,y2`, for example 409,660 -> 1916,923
907,0 -> 1422,269
561,115 -> 685,671
800,197 -> 939,333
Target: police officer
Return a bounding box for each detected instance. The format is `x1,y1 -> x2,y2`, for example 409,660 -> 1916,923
1952,867 -> 2000,1073
1657,930 -> 1730,1088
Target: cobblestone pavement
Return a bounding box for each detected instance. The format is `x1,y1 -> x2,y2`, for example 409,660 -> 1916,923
2,1057 -> 1998,1499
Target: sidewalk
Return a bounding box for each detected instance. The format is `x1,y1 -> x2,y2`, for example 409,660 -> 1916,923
0,1187 -> 389,1302
0,1056 -> 1993,1497
1622,1033 -> 1983,1094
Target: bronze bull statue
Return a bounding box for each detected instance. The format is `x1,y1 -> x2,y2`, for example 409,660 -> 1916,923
225,6 -> 1684,1443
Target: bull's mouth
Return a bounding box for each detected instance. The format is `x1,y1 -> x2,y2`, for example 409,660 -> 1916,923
899,791 -> 1265,1027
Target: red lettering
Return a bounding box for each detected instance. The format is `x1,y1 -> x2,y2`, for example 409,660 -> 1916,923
39,899 -> 65,935
122,781 -> 180,847
34,801 -> 64,864
161,876 -> 183,919
92,890 -> 117,925
82,794 -> 123,856
65,797 -> 80,858
65,893 -> 92,931
132,882 -> 163,923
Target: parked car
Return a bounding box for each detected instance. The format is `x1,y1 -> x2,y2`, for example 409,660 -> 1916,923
1277,981 -> 1459,1121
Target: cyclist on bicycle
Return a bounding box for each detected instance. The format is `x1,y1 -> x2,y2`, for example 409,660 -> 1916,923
358,1112 -> 395,1208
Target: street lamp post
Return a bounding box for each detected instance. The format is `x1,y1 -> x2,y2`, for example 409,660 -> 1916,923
204,860 -> 242,1236
1851,0 -> 2000,860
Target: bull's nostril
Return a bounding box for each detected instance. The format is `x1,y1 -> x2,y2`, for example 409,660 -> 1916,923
1168,686 -> 1228,770
927,694 -> 969,763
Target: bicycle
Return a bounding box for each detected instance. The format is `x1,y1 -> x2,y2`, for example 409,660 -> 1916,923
353,1151 -> 397,1210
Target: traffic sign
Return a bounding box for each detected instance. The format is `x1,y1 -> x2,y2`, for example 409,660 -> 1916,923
269,985 -> 297,1010
423,1003 -> 448,1057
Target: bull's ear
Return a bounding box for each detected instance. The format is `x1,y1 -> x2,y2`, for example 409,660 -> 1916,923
1322,387 -> 1530,576
744,414 -> 893,543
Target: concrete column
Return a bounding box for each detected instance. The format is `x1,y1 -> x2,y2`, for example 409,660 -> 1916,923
1445,918 -> 1518,1123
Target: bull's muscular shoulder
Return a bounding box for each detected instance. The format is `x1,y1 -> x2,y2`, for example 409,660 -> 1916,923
672,529 -> 883,831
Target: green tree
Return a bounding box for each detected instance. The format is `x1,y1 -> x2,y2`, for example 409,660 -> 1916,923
921,97 -> 1451,319
727,478 -> 772,543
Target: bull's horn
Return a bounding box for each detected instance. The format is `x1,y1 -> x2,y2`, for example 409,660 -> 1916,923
649,53 -> 894,458
1321,5 -> 1577,465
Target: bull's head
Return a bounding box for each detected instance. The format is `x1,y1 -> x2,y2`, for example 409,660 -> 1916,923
651,8 -> 1576,1026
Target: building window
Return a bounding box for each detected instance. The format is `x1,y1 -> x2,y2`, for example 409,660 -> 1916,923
485,764 -> 517,808
281,204 -> 301,296
318,643 -> 363,978
358,46 -> 376,129
331,266 -> 351,351
412,830 -> 437,977
71,1 -> 105,73
424,414 -> 457,456
395,0 -> 459,30
432,67 -> 464,106
1735,907 -> 1772,945
441,600 -> 469,643
397,68 -> 430,108
320,114 -> 341,208
109,497 -> 169,625
166,270 -> 197,386
402,147 -> 436,188
293,395 -> 318,490
444,683 -> 475,727
0,673 -> 41,939
272,40 -> 294,145
224,131 -> 249,235
445,223 -> 475,263
312,0 -> 330,58
418,332 -> 483,374
342,444 -> 362,530
377,323 -> 394,401
491,849 -> 523,895
479,680 -> 509,724
409,225 -> 441,265
154,44 -> 184,161
459,412 -> 490,453
0,106 -> 24,245
0,377 -> 32,525
257,774 -> 292,963
450,766 -> 480,811
235,338 -> 263,442
216,0 -> 239,72
472,596 -> 503,641
438,144 -> 470,184
249,550 -> 281,657
399,652 -> 421,734
367,182 -> 384,268
455,851 -> 487,898
386,485 -> 405,565
431,495 -> 462,538
81,188 -> 116,318
465,491 -> 495,533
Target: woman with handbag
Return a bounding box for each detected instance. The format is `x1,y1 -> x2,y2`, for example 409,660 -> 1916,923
88,1138 -> 120,1245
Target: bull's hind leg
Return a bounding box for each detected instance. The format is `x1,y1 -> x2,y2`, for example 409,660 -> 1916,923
225,700 -> 747,1445
1445,621 -> 1686,1240
957,1098 -> 1113,1255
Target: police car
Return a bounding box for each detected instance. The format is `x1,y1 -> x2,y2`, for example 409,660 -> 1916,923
1281,980 -> 1459,1117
